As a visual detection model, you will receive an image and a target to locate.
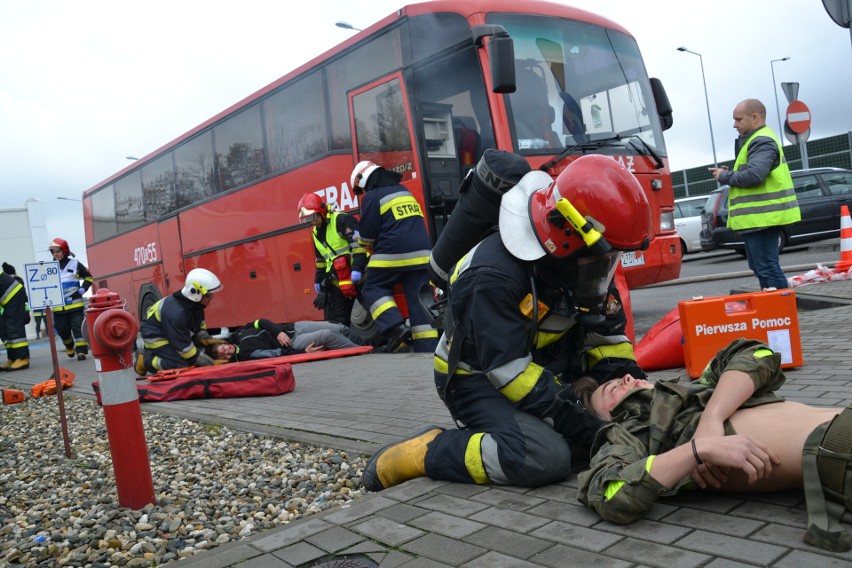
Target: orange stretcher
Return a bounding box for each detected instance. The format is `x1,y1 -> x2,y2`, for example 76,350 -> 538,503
678,289 -> 802,378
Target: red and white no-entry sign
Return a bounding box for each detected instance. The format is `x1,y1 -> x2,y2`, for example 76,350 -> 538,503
786,100 -> 811,134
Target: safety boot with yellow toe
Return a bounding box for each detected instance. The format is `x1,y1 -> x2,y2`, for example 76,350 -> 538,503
362,426 -> 444,492
8,358 -> 30,371
134,354 -> 148,376
1,359 -> 12,371
65,346 -> 75,358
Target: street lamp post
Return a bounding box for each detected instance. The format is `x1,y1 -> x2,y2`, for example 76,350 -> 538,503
770,57 -> 791,136
57,197 -> 82,202
677,47 -> 718,169
335,21 -> 362,32
126,156 -> 139,160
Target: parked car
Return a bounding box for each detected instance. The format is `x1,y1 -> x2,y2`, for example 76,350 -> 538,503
700,168 -> 852,254
674,195 -> 710,254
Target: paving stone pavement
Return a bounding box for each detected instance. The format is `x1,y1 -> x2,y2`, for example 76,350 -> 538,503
4,280 -> 852,567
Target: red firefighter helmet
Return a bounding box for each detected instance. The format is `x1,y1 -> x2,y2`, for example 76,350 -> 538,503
499,155 -> 652,261
297,193 -> 327,222
49,237 -> 71,257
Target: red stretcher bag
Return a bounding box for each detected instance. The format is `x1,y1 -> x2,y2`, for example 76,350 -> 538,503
93,360 -> 295,404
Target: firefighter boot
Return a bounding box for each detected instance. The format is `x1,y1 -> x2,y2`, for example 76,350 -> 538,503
8,358 -> 30,371
362,426 -> 444,492
134,354 -> 148,376
0,359 -> 11,371
77,353 -> 87,361
65,345 -> 75,358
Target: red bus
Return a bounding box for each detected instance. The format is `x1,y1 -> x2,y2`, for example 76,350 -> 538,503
83,0 -> 680,331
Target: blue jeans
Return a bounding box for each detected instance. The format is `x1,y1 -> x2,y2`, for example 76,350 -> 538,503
742,227 -> 788,289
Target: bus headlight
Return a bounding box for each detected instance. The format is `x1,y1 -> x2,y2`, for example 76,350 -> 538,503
660,210 -> 675,232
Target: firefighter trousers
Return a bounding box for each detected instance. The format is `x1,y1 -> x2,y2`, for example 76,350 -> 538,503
0,295 -> 30,361
360,267 -> 438,353
423,372 -> 572,487
53,307 -> 88,356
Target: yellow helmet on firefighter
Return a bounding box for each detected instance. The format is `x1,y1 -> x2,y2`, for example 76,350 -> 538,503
181,268 -> 223,302
499,155 -> 651,261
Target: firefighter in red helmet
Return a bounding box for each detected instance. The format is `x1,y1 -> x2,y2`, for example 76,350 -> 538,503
298,192 -> 367,326
362,153 -> 652,493
49,238 -> 93,360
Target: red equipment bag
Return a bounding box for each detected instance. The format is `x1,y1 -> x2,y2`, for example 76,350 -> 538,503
333,255 -> 357,298
93,360 -> 295,404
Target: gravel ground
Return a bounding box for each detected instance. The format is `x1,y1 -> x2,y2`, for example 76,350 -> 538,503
0,395 -> 369,567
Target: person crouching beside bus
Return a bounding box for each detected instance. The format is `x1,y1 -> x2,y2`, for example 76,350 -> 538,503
0,263 -> 31,371
298,193 -> 367,326
49,238 -> 93,361
350,161 -> 439,353
134,268 -> 229,375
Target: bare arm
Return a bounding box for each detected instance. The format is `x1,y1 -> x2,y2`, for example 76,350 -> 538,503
648,435 -> 778,489
694,369 -> 755,439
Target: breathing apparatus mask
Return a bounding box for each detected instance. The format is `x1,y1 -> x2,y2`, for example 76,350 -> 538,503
499,155 -> 652,326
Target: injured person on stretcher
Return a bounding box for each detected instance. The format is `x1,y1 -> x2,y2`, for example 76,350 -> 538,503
209,318 -> 366,362
573,338 -> 852,552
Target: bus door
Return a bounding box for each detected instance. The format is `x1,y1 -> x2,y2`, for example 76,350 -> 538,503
348,74 -> 425,220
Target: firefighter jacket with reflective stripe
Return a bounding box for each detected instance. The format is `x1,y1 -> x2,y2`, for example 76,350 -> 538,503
357,184 -> 432,271
727,126 -> 801,231
231,319 -> 297,361
434,233 -> 637,416
53,257 -> 93,312
312,211 -> 367,285
140,292 -> 210,365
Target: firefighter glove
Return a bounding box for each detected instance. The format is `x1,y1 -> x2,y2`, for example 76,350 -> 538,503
313,290 -> 328,309
544,386 -> 607,468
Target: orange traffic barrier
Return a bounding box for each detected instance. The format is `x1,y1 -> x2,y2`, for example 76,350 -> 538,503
2,388 -> 25,404
678,289 -> 802,379
837,205 -> 852,272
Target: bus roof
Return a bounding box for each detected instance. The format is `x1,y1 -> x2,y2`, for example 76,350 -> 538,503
84,0 -> 631,196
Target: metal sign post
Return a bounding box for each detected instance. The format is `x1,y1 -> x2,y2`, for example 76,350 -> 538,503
24,261 -> 72,458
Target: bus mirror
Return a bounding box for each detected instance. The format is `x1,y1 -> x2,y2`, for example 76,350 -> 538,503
650,77 -> 673,131
472,25 -> 516,94
489,33 -> 516,93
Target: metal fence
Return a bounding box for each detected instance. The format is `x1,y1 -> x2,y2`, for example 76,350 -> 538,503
673,131 -> 852,199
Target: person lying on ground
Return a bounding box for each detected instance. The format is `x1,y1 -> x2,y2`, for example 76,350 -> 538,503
213,318 -> 366,361
573,338 -> 851,552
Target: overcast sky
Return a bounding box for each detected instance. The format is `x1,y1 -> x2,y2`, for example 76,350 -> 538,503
1,0 -> 850,267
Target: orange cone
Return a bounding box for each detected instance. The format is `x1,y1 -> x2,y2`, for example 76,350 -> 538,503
837,205 -> 852,272
635,307 -> 685,371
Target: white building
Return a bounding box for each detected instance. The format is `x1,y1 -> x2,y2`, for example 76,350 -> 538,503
1,199 -> 51,339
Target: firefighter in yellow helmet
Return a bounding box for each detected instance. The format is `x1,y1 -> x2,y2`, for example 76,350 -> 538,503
362,152 -> 652,492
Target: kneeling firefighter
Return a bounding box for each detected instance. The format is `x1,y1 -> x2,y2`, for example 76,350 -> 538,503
362,152 -> 651,492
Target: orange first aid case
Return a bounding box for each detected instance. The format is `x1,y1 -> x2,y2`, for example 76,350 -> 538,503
678,289 -> 802,378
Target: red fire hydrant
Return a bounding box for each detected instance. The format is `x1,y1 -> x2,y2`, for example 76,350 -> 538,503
85,288 -> 156,509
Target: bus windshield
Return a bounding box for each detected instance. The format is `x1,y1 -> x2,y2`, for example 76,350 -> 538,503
489,14 -> 666,157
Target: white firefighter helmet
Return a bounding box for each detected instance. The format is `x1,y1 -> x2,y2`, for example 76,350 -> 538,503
181,268 -> 223,302
350,160 -> 380,192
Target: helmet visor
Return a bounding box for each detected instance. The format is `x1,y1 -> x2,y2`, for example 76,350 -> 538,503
572,250 -> 622,311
